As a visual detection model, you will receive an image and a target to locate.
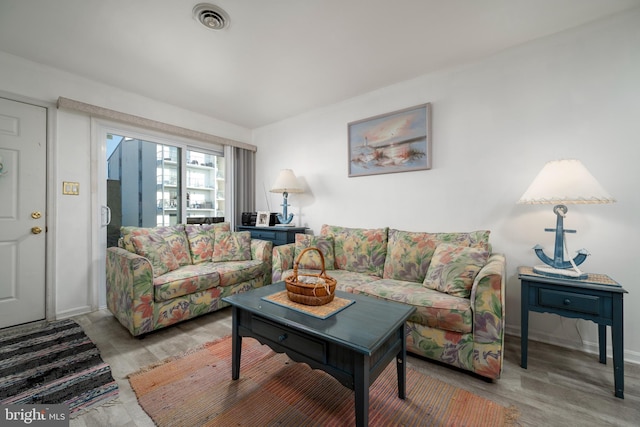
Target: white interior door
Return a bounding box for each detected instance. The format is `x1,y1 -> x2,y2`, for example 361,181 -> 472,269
0,97 -> 47,329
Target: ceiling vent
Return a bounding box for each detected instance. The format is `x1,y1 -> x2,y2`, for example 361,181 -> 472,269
193,3 -> 230,30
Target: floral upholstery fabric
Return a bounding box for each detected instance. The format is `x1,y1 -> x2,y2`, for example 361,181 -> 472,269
406,322 -> 475,372
382,229 -> 490,283
212,231 -> 251,262
272,244 -> 295,283
352,278 -> 472,334
423,244 -> 489,298
320,224 -> 388,277
281,268 -> 382,293
294,234 -> 335,270
130,233 -> 180,277
407,254 -> 505,379
211,260 -> 266,287
185,224 -> 215,264
153,263 -> 220,302
154,279 -> 262,331
122,224 -> 192,266
106,226 -> 273,337
271,230 -> 505,380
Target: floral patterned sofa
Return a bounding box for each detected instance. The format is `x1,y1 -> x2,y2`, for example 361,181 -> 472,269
272,224 -> 506,380
106,222 -> 272,336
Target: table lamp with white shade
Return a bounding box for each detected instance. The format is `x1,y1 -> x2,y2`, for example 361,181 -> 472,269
517,159 -> 615,279
270,169 -> 303,226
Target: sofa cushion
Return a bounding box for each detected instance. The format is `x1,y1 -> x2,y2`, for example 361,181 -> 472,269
423,244 -> 489,298
153,264 -> 220,302
320,224 -> 388,277
185,224 -> 215,264
351,279 -> 473,334
211,260 -> 266,287
212,231 -> 251,262
294,234 -> 335,270
383,229 -> 490,283
122,224 -> 192,266
130,233 -> 180,278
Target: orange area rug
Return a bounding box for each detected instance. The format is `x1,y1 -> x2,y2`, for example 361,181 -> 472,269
129,336 -> 518,426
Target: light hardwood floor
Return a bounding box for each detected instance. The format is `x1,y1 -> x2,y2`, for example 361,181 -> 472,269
69,308 -> 639,426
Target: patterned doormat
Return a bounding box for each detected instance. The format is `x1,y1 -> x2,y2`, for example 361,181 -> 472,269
0,318 -> 119,418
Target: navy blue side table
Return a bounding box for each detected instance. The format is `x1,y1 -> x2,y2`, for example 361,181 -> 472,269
519,266 -> 627,398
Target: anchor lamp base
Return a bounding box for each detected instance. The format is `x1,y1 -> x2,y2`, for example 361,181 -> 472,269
533,264 -> 587,280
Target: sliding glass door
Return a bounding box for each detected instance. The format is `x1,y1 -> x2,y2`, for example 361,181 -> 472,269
105,134 -> 225,247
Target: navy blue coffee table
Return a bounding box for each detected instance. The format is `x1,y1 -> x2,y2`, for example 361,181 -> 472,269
223,282 -> 416,426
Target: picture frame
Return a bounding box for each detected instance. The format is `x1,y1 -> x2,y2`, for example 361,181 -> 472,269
256,211 -> 270,227
348,103 -> 431,177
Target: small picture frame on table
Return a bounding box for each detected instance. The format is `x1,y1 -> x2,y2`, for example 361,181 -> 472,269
256,211 -> 270,227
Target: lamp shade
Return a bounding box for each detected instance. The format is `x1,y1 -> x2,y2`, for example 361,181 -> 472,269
270,169 -> 303,194
517,159 -> 615,205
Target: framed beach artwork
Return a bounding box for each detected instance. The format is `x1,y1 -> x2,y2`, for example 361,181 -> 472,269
348,103 -> 431,177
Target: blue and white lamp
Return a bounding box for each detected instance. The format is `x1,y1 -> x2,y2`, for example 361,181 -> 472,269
517,159 -> 615,279
270,169 -> 303,226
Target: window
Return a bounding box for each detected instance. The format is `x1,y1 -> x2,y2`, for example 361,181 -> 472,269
106,134 -> 225,246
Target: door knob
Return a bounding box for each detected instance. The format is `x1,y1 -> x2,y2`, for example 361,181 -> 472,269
31,226 -> 42,234
31,211 -> 42,219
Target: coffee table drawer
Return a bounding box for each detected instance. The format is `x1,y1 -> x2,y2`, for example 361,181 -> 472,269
252,316 -> 327,364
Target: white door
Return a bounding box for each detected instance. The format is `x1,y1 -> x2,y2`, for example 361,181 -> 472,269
0,97 -> 47,329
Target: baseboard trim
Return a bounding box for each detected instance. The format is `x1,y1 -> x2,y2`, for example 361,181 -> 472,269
505,325 -> 640,365
56,305 -> 93,320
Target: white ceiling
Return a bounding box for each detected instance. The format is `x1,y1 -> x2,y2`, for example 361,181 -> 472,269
1,0 -> 639,129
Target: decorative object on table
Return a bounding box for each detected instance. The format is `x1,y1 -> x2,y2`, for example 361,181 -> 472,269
129,336 -> 518,427
263,290 -> 354,319
270,169 -> 303,225
348,103 -> 431,177
285,247 -> 337,306
517,159 -> 615,279
255,210 -> 270,227
0,319 -> 119,417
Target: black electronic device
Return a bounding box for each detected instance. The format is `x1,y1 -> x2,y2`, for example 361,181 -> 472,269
241,212 -> 280,226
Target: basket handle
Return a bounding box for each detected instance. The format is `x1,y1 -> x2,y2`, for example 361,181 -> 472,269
293,247 -> 327,278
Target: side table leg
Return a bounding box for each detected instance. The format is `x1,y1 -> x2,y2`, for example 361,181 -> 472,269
612,295 -> 624,399
231,307 -> 242,380
354,354 -> 370,427
598,324 -> 607,364
521,282 -> 529,369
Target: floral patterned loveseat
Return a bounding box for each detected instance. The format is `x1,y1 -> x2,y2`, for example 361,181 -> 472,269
106,222 -> 272,336
272,224 -> 506,380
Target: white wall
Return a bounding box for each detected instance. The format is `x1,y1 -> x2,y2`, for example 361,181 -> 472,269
0,51 -> 251,318
253,10 -> 640,362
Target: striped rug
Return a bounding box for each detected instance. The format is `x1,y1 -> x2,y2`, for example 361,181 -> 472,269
0,318 -> 119,417
130,336 -> 518,426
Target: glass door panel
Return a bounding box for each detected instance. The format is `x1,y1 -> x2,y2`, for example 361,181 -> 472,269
186,148 -> 224,222
157,145 -> 180,226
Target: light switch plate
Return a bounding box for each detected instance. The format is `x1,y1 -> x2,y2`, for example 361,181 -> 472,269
62,181 -> 79,195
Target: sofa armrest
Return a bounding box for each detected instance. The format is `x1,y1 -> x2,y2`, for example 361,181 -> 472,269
272,243 -> 295,283
251,239 -> 274,285
106,247 -> 155,336
469,253 -> 506,379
